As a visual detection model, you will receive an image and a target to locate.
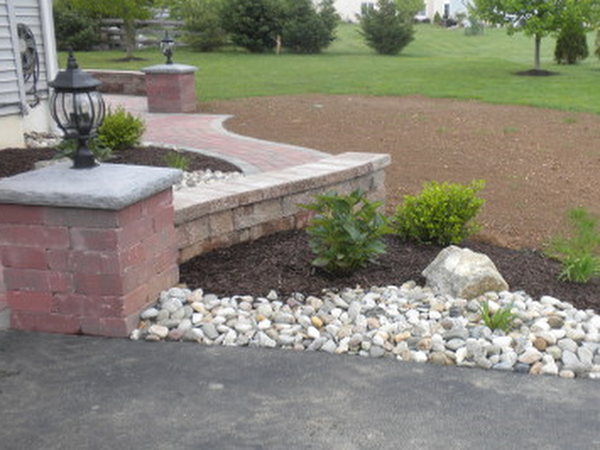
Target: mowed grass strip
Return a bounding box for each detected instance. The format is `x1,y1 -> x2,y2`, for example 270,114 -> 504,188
65,24 -> 600,113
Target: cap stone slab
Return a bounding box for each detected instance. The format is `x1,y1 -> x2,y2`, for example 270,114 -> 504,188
0,163 -> 182,210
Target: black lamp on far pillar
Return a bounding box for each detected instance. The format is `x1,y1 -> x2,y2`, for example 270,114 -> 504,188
160,31 -> 175,65
48,50 -> 105,169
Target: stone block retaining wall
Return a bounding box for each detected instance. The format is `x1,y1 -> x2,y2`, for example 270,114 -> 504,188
88,70 -> 146,96
174,153 -> 390,263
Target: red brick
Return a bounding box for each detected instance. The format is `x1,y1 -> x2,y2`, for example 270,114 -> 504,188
122,262 -> 152,293
141,190 -> 173,216
54,284 -> 148,319
0,204 -> 46,224
152,248 -> 178,275
0,224 -> 69,248
69,228 -> 119,251
4,268 -> 71,293
73,273 -> 126,296
43,208 -> 121,228
147,265 -> 179,301
121,284 -> 150,316
11,311 -> 80,334
119,243 -> 147,270
79,312 -> 140,337
46,249 -> 69,271
142,228 -> 176,258
7,291 -> 53,312
116,202 -> 144,227
54,293 -> 121,317
68,250 -> 122,274
1,246 -> 48,269
119,217 -> 154,248
152,205 -> 175,233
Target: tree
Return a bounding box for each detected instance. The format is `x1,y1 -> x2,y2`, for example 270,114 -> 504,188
220,0 -> 282,53
168,0 -> 227,52
474,0 -> 595,71
69,0 -> 155,59
280,0 -> 339,54
358,0 -> 416,55
53,0 -> 100,51
555,1 -> 589,64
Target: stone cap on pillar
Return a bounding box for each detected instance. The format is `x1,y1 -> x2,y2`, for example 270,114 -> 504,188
141,64 -> 199,75
0,163 -> 182,210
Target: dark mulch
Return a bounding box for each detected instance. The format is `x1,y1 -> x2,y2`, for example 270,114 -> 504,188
180,229 -> 599,313
0,146 -> 241,179
515,69 -> 559,76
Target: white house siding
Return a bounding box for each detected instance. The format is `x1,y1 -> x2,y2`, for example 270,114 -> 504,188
0,0 -> 55,149
329,0 -> 470,22
333,0 -> 368,22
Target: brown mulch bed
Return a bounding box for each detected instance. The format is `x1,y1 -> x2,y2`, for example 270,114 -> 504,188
180,229 -> 599,313
0,146 -> 240,179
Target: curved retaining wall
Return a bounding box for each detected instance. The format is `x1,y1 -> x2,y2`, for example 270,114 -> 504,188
174,152 -> 391,263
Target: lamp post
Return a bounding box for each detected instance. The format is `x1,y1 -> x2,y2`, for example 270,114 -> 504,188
48,50 -> 105,169
160,31 -> 175,65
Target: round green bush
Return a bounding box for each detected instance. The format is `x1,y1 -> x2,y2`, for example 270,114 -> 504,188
394,180 -> 486,245
97,107 -> 145,152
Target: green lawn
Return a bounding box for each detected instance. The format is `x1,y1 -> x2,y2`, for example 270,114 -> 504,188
65,24 -> 600,113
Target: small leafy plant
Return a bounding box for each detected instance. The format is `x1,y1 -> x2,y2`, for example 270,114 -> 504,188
54,138 -> 113,162
545,207 -> 600,283
480,301 -> 517,332
301,190 -> 390,275
97,106 -> 145,152
163,151 -> 191,171
393,180 -> 485,246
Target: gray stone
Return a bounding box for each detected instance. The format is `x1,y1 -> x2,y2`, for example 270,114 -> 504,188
422,246 -> 509,299
0,162 -> 182,209
557,338 -> 578,353
443,328 -> 469,341
257,332 -> 277,348
202,323 -> 220,340
445,339 -> 467,351
518,348 -> 543,365
148,324 -> 169,339
141,308 -> 159,320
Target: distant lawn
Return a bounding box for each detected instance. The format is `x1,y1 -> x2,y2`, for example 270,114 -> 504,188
65,24 -> 600,113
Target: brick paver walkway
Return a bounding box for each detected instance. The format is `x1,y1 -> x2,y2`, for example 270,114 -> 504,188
105,95 -> 328,174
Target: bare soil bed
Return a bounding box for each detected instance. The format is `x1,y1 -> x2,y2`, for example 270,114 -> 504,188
205,94 -> 600,250
2,95 -> 598,311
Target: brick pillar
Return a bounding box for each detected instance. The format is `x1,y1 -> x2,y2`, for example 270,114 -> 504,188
0,163 -> 182,337
142,64 -> 198,113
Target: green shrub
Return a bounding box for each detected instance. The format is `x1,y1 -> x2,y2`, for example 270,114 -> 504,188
97,107 -> 145,152
53,1 -> 100,51
176,0 -> 227,52
301,190 -> 390,275
480,301 -> 516,332
163,151 -> 191,171
464,16 -> 484,36
54,138 -> 113,162
545,207 -> 600,283
555,11 -> 588,65
358,0 -> 415,55
280,0 -> 339,54
394,180 -> 486,245
220,0 -> 282,53
433,11 -> 443,26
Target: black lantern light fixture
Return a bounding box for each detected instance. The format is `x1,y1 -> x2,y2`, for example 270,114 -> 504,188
49,50 -> 105,169
160,31 -> 175,65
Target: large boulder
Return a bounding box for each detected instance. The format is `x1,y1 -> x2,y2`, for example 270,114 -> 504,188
422,246 -> 509,300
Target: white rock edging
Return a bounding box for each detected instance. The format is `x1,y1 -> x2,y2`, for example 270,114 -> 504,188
132,284 -> 600,380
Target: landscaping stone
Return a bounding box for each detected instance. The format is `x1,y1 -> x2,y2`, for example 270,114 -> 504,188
422,246 -> 509,299
132,283 -> 600,380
